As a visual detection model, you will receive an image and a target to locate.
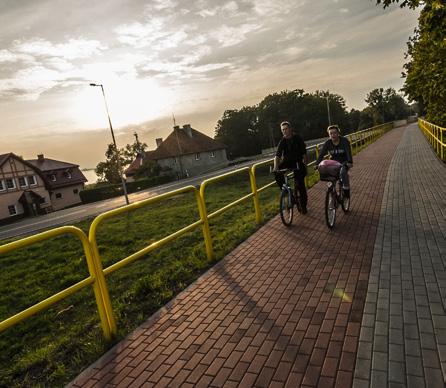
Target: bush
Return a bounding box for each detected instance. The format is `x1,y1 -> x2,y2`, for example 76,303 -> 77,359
80,175 -> 175,203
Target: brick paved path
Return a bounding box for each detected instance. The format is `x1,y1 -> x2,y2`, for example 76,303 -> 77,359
353,124 -> 446,388
69,124 -> 444,387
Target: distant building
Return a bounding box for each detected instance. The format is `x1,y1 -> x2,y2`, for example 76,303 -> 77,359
125,124 -> 228,181
0,153 -> 87,222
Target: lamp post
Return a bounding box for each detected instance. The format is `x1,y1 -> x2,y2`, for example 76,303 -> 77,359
90,83 -> 129,205
326,91 -> 332,126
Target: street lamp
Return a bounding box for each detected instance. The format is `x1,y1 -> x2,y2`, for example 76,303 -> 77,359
90,83 -> 129,205
326,91 -> 332,126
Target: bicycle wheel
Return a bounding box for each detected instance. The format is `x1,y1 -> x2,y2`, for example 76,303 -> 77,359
325,188 -> 336,229
280,188 -> 294,226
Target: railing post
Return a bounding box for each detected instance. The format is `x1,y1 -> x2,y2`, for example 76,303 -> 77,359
197,186 -> 214,261
81,234 -> 114,340
249,167 -> 263,224
89,223 -> 118,337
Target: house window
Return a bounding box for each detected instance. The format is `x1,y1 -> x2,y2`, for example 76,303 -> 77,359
210,151 -> 215,158
18,177 -> 28,187
73,188 -> 79,194
28,175 -> 37,186
6,178 -> 16,189
49,174 -> 56,182
0,180 -> 5,191
8,205 -> 17,215
195,153 -> 201,160
64,171 -> 72,179
55,193 -> 63,199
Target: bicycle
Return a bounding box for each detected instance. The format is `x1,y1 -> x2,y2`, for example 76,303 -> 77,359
317,160 -> 350,229
272,168 -> 302,226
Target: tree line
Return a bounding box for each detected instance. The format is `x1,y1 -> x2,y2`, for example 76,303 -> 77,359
214,87 -> 412,159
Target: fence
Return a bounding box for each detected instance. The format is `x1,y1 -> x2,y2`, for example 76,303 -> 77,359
418,118 -> 446,161
0,122 -> 393,340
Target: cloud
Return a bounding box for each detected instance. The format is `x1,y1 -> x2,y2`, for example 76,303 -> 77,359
211,23 -> 262,47
14,38 -> 106,60
0,49 -> 34,63
0,65 -> 60,100
115,17 -> 188,50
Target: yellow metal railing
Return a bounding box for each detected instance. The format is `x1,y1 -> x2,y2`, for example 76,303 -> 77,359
418,118 -> 446,161
0,226 -> 114,340
0,122 -> 395,340
88,185 -> 209,336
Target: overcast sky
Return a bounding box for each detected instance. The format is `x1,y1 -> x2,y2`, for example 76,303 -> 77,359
0,0 -> 419,171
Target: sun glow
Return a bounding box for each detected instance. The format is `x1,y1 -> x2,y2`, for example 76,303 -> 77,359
67,76 -> 174,131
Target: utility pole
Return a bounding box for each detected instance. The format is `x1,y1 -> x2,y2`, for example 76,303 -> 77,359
90,83 -> 129,205
326,90 -> 332,126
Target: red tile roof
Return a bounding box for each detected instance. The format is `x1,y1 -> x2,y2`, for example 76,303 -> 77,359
27,157 -> 87,188
148,125 -> 225,159
125,125 -> 226,175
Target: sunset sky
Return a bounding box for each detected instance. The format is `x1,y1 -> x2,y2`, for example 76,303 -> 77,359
0,0 -> 419,173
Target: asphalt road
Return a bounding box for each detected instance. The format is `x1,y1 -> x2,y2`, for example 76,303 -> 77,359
0,138 -> 326,240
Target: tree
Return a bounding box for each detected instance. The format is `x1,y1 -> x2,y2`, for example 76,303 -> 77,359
214,106 -> 261,158
133,159 -> 161,180
365,87 -> 410,124
359,108 -> 375,130
123,133 -> 147,165
377,0 -> 446,126
376,0 -> 421,8
95,144 -> 127,184
348,109 -> 362,132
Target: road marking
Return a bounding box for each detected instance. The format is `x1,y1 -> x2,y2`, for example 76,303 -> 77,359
4,210 -> 87,232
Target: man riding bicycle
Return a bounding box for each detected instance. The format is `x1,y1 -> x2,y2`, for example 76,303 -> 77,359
315,125 -> 353,197
273,121 -> 308,214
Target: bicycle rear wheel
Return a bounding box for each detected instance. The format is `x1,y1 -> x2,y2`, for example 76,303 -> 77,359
280,189 -> 294,226
325,188 -> 336,229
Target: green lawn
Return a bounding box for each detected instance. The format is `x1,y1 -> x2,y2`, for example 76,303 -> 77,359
0,134 -> 379,387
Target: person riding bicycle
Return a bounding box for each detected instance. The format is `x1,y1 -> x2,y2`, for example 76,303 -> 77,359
273,121 -> 308,214
315,125 -> 353,197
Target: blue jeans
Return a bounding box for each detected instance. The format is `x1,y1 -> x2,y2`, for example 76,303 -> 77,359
340,165 -> 350,190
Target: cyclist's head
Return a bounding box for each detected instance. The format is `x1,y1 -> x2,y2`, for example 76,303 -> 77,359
280,121 -> 293,138
327,125 -> 341,140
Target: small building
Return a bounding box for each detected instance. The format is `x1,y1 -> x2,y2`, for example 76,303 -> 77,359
125,124 -> 228,181
0,153 -> 87,222
27,154 -> 87,211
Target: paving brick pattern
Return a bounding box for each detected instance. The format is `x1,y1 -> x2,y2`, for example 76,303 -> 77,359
69,126 -> 407,388
353,124 -> 446,388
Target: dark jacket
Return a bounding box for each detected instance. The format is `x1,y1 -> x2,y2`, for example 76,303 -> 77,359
276,134 -> 307,172
315,137 -> 353,165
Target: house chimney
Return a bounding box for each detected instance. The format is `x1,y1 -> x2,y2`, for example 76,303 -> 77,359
37,154 -> 44,161
155,138 -> 163,147
183,124 -> 192,138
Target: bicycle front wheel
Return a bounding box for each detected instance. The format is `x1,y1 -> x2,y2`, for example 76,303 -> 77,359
325,189 -> 336,229
280,189 -> 294,226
